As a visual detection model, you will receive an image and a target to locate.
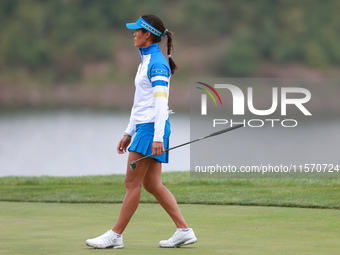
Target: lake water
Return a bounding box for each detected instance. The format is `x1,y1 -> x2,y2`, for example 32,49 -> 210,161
0,110 -> 339,177
0,110 -> 190,176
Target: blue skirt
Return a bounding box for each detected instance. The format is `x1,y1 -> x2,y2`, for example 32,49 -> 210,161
128,119 -> 171,163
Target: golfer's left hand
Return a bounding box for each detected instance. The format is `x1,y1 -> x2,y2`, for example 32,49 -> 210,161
152,141 -> 164,156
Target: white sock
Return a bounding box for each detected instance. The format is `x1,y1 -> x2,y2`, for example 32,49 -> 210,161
112,230 -> 121,238
178,228 -> 190,232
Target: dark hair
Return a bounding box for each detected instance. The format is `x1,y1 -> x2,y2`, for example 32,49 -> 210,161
141,14 -> 178,75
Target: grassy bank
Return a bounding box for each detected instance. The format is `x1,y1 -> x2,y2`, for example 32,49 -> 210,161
1,172 -> 339,209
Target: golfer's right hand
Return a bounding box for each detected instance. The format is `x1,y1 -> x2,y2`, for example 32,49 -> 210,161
117,135 -> 131,154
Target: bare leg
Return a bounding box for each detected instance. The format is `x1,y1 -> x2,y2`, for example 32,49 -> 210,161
112,152 -> 152,234
143,159 -> 188,229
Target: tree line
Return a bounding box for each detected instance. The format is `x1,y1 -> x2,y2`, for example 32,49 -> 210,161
1,0 -> 339,81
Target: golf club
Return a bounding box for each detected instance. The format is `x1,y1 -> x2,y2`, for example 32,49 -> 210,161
129,123 -> 244,171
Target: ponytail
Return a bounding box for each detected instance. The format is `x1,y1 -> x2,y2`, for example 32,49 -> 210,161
141,14 -> 178,75
166,30 -> 178,75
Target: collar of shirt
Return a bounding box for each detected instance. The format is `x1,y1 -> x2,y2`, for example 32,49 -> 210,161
138,43 -> 161,57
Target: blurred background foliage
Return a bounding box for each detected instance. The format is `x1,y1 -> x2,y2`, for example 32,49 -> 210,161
0,0 -> 339,108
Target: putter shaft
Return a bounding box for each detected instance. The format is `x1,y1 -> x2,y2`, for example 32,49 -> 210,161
129,124 -> 244,171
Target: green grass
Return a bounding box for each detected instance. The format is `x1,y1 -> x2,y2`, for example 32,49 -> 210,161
0,172 -> 339,209
1,173 -> 339,254
1,202 -> 339,255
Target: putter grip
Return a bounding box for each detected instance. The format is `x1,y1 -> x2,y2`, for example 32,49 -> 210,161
209,124 -> 243,137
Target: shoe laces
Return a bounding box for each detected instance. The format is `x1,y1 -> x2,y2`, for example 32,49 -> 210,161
98,230 -> 116,240
168,230 -> 183,243
102,230 -> 113,237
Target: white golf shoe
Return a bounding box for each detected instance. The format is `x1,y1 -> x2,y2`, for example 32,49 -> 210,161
159,228 -> 197,248
86,230 -> 124,249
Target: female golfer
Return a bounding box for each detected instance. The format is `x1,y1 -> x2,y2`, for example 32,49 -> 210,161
86,14 -> 197,249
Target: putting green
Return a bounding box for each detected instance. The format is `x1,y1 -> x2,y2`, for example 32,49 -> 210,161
0,202 -> 339,255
